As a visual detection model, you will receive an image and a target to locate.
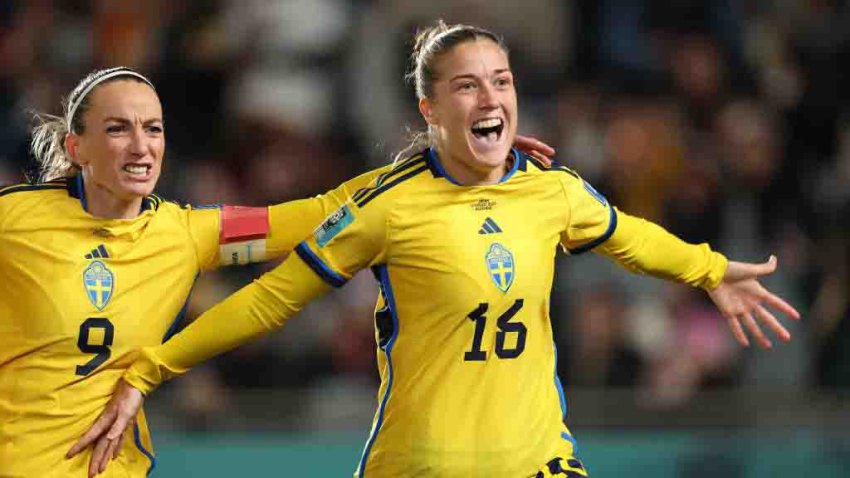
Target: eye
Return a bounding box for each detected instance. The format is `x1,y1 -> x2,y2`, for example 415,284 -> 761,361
495,76 -> 512,88
105,124 -> 126,134
457,81 -> 477,91
146,124 -> 164,134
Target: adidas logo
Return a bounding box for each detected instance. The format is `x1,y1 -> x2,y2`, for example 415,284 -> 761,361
478,217 -> 502,235
85,244 -> 110,259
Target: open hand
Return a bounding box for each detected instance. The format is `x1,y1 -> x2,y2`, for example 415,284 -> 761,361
707,255 -> 801,349
66,380 -> 144,477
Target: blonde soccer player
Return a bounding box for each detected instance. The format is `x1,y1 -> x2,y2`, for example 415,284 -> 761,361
72,23 -> 799,478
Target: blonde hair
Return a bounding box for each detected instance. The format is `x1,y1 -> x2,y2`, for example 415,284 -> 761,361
393,20 -> 507,163
28,67 -> 154,182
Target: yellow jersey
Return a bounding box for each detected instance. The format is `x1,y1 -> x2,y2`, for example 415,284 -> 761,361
124,148 -> 727,477
0,171 -> 377,477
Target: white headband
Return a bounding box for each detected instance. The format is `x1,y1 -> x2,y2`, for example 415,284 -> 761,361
66,69 -> 154,130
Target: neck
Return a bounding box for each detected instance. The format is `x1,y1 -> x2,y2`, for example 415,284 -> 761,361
82,176 -> 143,219
436,146 -> 513,186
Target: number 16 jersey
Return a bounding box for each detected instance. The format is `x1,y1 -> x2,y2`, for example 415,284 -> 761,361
296,148 -> 617,477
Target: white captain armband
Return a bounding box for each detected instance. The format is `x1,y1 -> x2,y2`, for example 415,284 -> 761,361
219,206 -> 270,266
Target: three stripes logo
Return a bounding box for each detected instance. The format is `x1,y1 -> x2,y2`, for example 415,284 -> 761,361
478,217 -> 502,235
85,244 -> 110,260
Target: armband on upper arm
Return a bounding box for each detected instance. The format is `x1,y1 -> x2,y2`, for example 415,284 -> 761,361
219,206 -> 270,266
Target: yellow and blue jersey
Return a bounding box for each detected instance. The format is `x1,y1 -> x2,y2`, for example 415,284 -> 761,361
295,148 -> 611,476
0,170 -> 379,478
124,148 -> 726,477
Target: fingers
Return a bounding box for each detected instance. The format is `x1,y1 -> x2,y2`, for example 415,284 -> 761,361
528,150 -> 552,167
741,313 -> 772,349
755,303 -> 791,343
762,291 -> 801,320
89,435 -> 112,478
516,135 -> 556,156
67,410 -> 115,458
726,315 -> 749,347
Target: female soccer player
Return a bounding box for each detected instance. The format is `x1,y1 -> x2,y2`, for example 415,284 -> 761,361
72,23 -> 799,477
0,66 -> 553,478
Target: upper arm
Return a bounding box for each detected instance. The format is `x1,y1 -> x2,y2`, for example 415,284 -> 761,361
293,195 -> 389,288
558,172 -> 618,254
265,167 -> 387,260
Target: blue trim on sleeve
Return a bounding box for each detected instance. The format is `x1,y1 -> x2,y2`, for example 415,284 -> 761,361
294,242 -> 347,288
134,423 -> 156,476
357,265 -> 399,477
162,273 -> 199,343
567,205 -> 618,255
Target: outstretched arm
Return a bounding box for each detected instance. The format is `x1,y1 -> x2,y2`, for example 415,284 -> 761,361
595,211 -> 799,348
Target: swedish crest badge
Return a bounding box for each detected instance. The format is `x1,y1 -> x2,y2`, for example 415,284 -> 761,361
83,260 -> 114,310
485,243 -> 515,292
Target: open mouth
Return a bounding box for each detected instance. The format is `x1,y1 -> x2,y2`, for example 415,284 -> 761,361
470,117 -> 504,143
122,163 -> 152,177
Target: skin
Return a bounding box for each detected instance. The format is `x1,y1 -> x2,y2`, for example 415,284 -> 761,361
419,38 -> 518,185
64,80 -> 165,220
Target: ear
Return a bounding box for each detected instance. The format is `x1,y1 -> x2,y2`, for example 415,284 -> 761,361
419,97 -> 438,126
64,133 -> 85,166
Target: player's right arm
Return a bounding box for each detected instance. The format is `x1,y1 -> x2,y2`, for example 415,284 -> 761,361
69,192 -> 392,474
189,167 -> 385,271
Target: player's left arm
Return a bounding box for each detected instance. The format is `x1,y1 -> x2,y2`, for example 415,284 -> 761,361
558,174 -> 799,349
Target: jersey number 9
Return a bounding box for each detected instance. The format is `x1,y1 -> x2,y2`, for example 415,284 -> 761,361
75,317 -> 114,376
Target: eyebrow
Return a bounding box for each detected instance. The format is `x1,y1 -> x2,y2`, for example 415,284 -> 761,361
102,116 -> 163,124
448,69 -> 512,82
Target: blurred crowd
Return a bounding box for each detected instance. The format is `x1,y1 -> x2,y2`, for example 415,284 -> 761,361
1,0 -> 849,431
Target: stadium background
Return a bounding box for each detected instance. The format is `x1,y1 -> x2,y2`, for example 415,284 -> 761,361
1,1 -> 849,476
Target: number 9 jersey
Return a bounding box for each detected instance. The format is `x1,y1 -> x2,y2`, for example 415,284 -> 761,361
0,172 -> 376,477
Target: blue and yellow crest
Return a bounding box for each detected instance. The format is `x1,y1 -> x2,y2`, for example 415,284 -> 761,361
83,261 -> 114,310
485,243 -> 515,292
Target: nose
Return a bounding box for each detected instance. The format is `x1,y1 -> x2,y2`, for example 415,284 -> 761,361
128,125 -> 147,156
477,83 -> 499,109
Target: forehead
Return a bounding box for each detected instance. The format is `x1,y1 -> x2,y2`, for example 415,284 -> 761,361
85,80 -> 162,117
434,38 -> 510,78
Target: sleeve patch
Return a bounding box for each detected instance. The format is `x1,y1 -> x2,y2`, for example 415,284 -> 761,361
315,205 -> 353,247
220,206 -> 269,244
583,180 -> 608,206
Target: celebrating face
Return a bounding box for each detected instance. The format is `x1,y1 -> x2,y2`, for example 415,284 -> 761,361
420,38 -> 518,185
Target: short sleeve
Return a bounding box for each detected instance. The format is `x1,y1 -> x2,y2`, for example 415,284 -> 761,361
293,196 -> 389,287
558,172 -> 618,254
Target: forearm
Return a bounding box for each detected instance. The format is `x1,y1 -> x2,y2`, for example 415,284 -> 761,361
595,209 -> 727,289
124,255 -> 331,394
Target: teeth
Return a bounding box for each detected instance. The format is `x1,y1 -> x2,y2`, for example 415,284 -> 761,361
123,165 -> 148,175
472,118 -> 503,129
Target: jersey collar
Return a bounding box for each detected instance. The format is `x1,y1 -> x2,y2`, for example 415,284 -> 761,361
66,174 -> 160,214
425,147 -> 526,185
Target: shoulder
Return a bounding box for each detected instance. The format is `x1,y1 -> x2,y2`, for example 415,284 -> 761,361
522,152 -> 581,181
349,151 -> 431,210
0,178 -> 70,201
